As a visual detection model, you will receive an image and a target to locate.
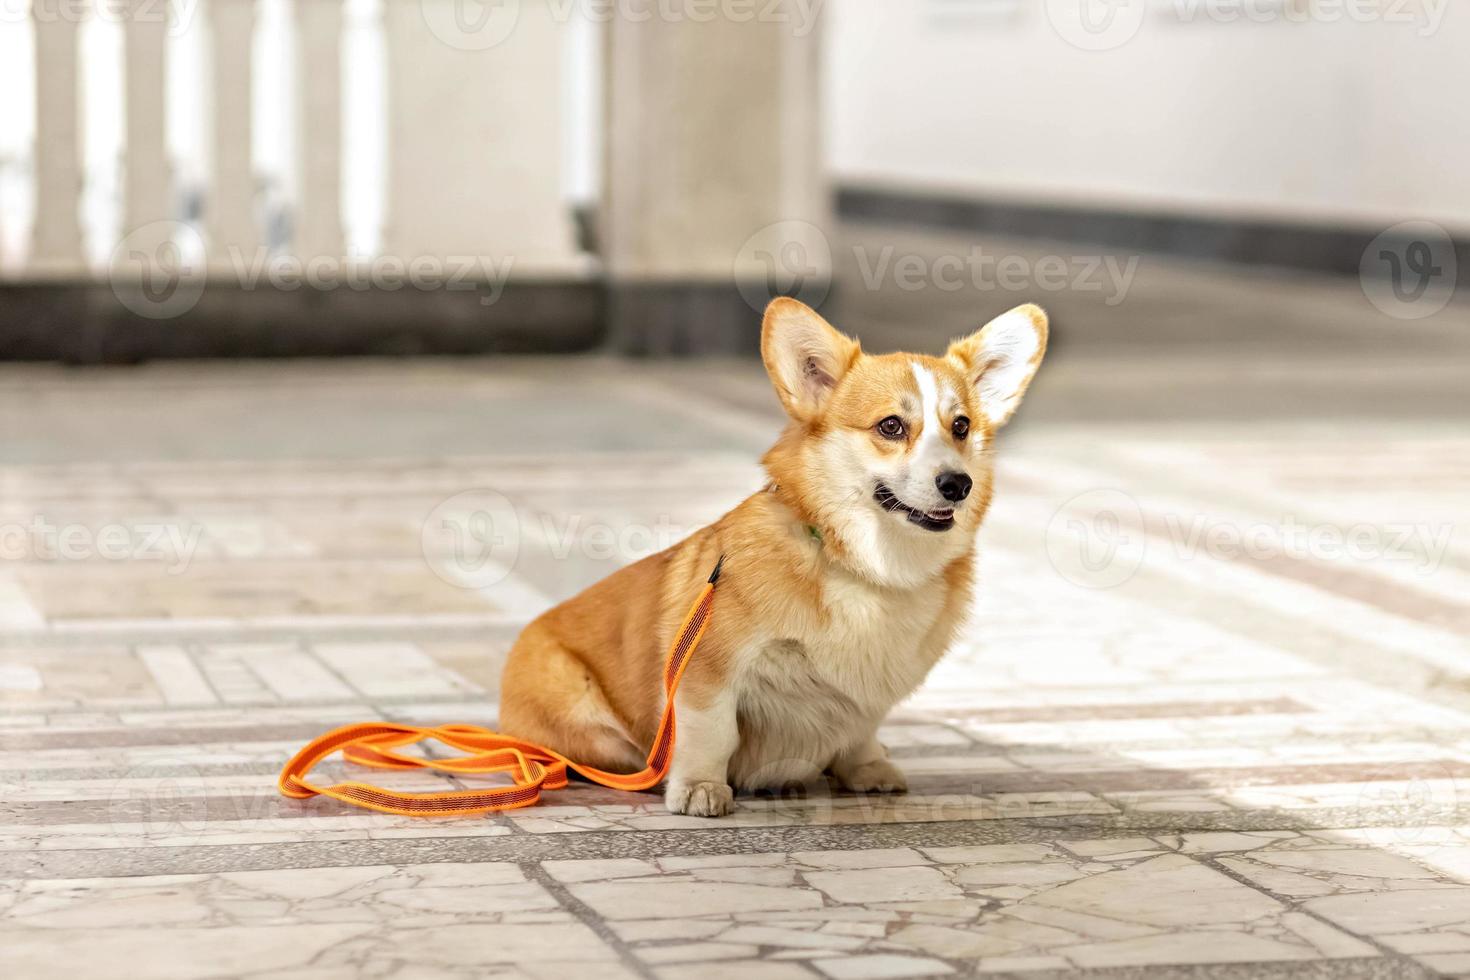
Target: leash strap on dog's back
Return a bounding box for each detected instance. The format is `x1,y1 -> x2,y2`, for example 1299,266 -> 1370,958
277,556 -> 725,816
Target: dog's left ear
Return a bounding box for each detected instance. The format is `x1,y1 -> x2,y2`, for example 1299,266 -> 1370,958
761,298 -> 861,422
946,304 -> 1049,428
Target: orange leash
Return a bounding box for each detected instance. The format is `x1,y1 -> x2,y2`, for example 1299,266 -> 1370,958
279,557 -> 724,816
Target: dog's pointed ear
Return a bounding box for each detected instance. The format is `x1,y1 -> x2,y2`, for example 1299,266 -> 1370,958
761,298 -> 860,422
946,304 -> 1049,429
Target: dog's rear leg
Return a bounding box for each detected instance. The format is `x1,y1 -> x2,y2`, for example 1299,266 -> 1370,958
498,625 -> 645,774
832,731 -> 908,794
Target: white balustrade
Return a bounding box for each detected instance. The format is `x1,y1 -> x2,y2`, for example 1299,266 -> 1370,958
18,0 -> 586,282
382,0 -> 581,272
122,0 -> 173,261
16,0 -> 837,297
206,0 -> 260,266
603,13 -> 826,282
295,0 -> 344,261
29,0 -> 86,273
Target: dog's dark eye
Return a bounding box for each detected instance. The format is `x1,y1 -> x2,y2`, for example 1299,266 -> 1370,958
952,416 -> 970,440
877,416 -> 906,440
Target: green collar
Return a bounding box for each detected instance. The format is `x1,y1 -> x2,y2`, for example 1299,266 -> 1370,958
767,482 -> 822,546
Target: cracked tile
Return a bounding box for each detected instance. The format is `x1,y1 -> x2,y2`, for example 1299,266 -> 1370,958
813,954 -> 956,979
540,841 -> 1378,973
806,866 -> 964,904
0,863 -> 620,977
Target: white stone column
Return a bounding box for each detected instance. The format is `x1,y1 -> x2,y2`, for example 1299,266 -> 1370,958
295,0 -> 344,262
206,0 -> 259,266
382,0 -> 580,272
30,0 -> 86,273
122,0 -> 173,257
602,4 -> 828,353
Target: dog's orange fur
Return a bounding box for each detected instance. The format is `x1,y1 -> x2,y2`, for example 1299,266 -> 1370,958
499,298 -> 1048,816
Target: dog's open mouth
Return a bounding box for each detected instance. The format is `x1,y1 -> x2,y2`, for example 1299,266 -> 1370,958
873,484 -> 956,532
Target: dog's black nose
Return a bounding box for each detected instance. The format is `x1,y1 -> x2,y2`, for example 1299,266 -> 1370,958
936,471 -> 972,502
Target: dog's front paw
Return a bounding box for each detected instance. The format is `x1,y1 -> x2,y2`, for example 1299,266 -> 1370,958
666,780 -> 735,817
837,758 -> 909,794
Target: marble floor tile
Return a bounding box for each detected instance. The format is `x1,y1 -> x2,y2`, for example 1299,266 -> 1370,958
4,355 -> 1469,977
538,842 -> 1393,973
1198,830 -> 1470,974
0,863 -> 621,979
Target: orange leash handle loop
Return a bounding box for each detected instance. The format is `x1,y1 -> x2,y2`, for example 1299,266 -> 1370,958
278,556 -> 724,817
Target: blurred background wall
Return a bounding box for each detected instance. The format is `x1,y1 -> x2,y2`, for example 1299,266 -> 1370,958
0,0 -> 1464,360
828,0 -> 1470,232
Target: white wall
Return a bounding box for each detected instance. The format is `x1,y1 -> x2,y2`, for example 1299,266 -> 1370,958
826,0 -> 1470,233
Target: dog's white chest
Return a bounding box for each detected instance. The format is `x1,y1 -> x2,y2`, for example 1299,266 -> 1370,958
726,574 -> 948,787
803,578 -> 945,701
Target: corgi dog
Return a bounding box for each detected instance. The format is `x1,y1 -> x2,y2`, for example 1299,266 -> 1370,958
499,298 -> 1048,816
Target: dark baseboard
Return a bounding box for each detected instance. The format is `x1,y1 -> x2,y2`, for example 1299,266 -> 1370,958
0,280 -> 605,363
9,193 -> 1463,362
606,278 -> 832,356
0,276 -> 832,362
837,186 -> 1470,278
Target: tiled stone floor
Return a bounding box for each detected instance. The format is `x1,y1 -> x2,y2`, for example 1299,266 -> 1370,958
2,274 -> 1470,978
